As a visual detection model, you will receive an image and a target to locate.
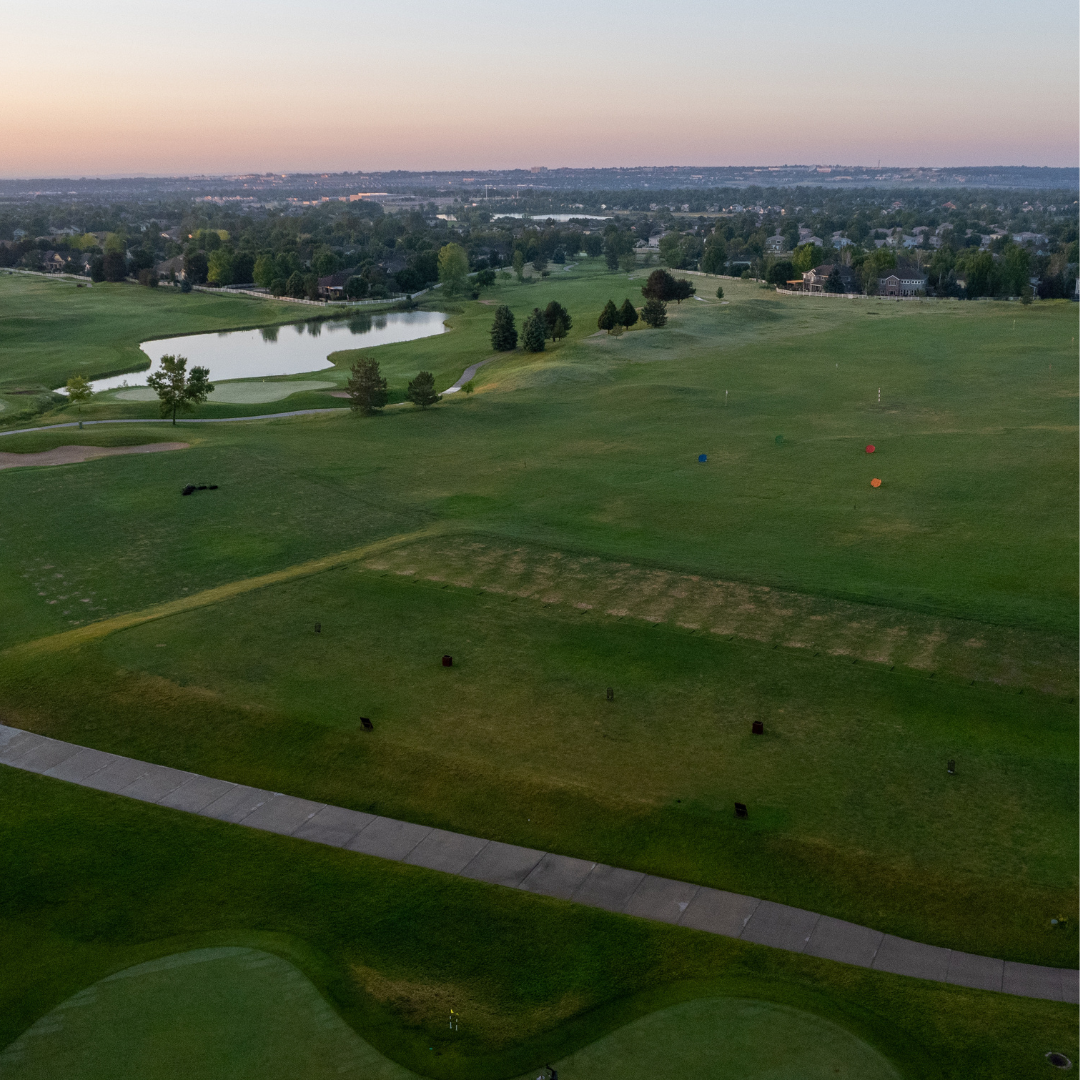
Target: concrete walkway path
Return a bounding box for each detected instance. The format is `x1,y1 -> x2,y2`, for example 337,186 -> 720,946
442,356 -> 498,394
1,723 -> 1075,1005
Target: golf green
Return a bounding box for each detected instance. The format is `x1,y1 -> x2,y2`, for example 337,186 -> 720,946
0,947 -> 898,1080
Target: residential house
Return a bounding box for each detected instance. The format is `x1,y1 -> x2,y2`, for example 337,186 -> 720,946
830,231 -> 852,248
764,233 -> 786,254
802,264 -> 856,293
878,270 -> 927,296
799,235 -> 824,248
318,269 -> 357,299
1012,232 -> 1048,245
155,255 -> 186,280
40,251 -> 67,273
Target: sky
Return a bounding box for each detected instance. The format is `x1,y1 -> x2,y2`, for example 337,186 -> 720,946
1,0 -> 1076,178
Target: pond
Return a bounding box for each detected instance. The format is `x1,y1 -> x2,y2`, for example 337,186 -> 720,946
87,310 -> 448,393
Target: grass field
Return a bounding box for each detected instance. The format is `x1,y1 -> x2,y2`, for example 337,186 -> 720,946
0,264 -> 1076,1073
0,769 -> 1074,1080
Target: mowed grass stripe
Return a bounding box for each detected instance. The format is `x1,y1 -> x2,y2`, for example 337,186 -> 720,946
7,523 -> 454,657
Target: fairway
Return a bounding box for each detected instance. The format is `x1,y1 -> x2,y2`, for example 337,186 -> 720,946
0,262 -> 1076,1075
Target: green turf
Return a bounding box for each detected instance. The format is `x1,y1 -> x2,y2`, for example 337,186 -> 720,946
511,996 -> 900,1080
0,276 -> 311,390
0,261 -> 1076,1069
0,947 -> 413,1080
3,562 -> 1072,965
0,947 -> 899,1080
112,379 -> 336,403
0,769 -> 1074,1080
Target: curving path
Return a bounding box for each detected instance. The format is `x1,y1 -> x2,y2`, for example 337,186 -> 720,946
442,355 -> 498,394
1,724 -> 1075,1005
0,409 -> 344,438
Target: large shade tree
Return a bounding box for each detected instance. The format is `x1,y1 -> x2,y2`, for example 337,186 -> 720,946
146,355 -> 213,425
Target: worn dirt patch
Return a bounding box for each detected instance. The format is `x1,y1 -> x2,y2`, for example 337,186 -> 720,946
360,536 -> 1077,695
0,442 -> 189,470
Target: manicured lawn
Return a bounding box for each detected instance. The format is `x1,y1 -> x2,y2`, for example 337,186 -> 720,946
0,261 -> 1075,1069
0,769 -> 1074,1080
0,275 -> 308,390
2,564 -> 1073,965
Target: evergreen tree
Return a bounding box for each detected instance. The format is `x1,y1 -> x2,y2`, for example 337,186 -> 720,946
715,286 -> 724,299
543,300 -> 572,339
346,357 -> 389,415
597,299 -> 618,333
824,267 -> 845,293
641,297 -> 667,328
490,305 -> 518,351
618,298 -> 639,330
521,308 -> 547,352
406,370 -> 442,409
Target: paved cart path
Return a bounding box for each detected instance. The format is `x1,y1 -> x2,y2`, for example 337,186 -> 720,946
1,724 -> 1075,1005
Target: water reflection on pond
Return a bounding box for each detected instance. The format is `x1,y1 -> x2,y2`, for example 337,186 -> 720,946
89,310 -> 447,392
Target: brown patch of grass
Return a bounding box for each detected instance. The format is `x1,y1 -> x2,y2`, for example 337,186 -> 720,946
359,536 -> 1076,694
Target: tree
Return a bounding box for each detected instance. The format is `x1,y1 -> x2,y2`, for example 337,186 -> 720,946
701,237 -> 727,275
766,261 -> 795,287
618,298 -> 639,330
65,374 -> 93,412
474,268 -> 496,290
671,278 -> 695,304
102,251 -> 127,282
791,243 -> 823,274
583,234 -> 604,258
619,252 -> 637,273
641,297 -> 667,328
346,357 -> 389,415
597,299 -> 619,333
253,254 -> 276,288
521,308 -> 547,352
184,251 -> 208,285
512,250 -> 526,282
285,271 -> 306,298
658,233 -> 686,269
146,354 -> 213,425
543,301 -> 572,339
604,245 -> 620,272
532,253 -> 549,274
438,243 -> 469,295
345,275 -> 368,300
89,256 -> 105,282
641,268 -> 677,301
406,370 -> 442,409
137,268 -> 158,288
232,252 -> 255,284
490,305 -> 518,350
207,248 -> 234,285
715,286 -> 724,299
824,268 -> 845,293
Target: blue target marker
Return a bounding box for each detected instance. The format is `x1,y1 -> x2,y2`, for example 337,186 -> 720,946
698,454 -> 707,463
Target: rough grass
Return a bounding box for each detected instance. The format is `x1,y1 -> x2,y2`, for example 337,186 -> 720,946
0,769 -> 1074,1080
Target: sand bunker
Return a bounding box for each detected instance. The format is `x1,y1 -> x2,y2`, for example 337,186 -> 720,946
0,442 -> 189,470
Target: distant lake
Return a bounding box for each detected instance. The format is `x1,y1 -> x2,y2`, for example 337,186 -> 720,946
493,213 -> 610,222
88,310 -> 448,392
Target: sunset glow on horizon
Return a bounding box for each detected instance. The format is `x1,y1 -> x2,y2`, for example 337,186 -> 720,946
2,0 -> 1076,178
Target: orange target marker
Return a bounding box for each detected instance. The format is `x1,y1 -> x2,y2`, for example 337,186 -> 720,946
870,478 -> 882,488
